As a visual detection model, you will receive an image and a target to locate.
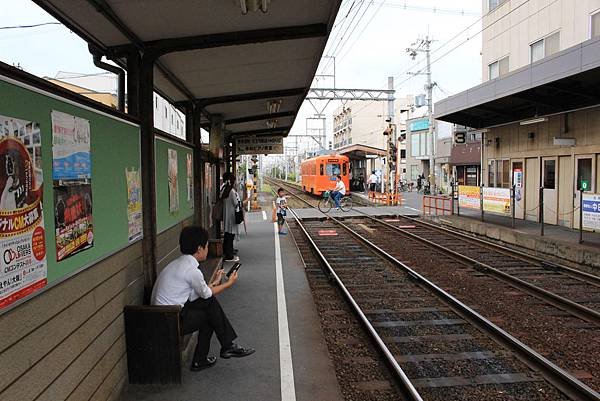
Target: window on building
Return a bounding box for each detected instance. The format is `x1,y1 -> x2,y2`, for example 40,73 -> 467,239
410,165 -> 419,181
489,159 -> 511,188
530,39 -> 544,63
489,56 -> 509,80
400,149 -> 406,159
411,133 -> 419,157
531,32 -> 560,63
164,106 -> 167,117
543,159 -> 556,189
591,11 -> 600,38
155,97 -> 158,109
488,0 -> 507,11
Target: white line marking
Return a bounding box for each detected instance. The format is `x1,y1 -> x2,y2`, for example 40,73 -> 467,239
274,223 -> 296,401
262,210 -> 267,220
406,207 -> 422,213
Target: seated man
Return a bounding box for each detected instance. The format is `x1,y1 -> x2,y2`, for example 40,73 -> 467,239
330,174 -> 346,209
151,226 -> 255,371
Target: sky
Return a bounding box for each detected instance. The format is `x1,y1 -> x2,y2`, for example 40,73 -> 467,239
0,0 -> 483,152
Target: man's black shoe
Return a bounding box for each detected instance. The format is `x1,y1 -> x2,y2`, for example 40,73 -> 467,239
191,356 -> 217,371
220,343 -> 255,359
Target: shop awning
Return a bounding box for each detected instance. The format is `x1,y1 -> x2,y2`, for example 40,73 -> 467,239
435,37 -> 600,129
33,0 -> 341,137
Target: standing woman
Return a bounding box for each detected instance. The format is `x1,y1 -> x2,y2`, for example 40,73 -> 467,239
221,172 -> 240,262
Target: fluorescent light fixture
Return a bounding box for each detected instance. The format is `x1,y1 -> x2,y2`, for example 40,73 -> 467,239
267,100 -> 281,114
519,117 -> 548,125
239,0 -> 248,14
240,0 -> 270,14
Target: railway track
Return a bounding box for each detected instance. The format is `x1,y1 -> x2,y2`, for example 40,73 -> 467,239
271,176 -> 600,397
289,209 -> 599,401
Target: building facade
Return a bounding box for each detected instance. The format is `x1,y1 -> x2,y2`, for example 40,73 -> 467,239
47,73 -> 186,139
435,0 -> 600,229
483,0 -> 600,81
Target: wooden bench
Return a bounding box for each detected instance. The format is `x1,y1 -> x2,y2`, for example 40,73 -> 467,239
124,305 -> 185,384
124,256 -> 223,384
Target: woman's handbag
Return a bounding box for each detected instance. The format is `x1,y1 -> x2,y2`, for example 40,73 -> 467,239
235,201 -> 244,224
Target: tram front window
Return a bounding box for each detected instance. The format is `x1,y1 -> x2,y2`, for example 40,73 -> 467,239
326,163 -> 341,176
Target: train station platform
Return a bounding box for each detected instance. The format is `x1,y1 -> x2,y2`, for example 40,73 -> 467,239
119,211 -> 343,401
429,210 -> 600,271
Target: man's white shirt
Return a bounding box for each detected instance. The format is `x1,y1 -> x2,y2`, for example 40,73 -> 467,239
151,254 -> 212,306
335,180 -> 346,195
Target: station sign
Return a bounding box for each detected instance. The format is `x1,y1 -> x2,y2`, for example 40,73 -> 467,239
236,136 -> 283,155
582,193 -> 600,230
409,119 -> 430,132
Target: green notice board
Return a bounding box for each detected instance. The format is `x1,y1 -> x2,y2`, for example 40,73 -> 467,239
155,137 -> 194,233
0,76 -> 141,296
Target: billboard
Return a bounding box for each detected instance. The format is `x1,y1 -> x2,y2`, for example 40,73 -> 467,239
458,185 -> 480,210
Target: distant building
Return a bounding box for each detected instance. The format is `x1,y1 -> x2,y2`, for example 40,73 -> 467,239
332,96 -> 413,191
46,72 -> 185,139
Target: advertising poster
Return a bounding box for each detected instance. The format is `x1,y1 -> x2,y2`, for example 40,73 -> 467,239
0,115 -> 47,309
186,153 -> 193,202
54,184 -> 93,261
168,148 -> 179,212
126,168 -> 142,242
51,110 -> 91,180
483,187 -> 511,215
582,193 -> 600,230
458,185 -> 480,210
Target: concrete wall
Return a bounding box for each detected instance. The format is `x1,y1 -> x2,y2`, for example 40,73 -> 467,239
482,0 -> 600,81
0,216 -> 193,401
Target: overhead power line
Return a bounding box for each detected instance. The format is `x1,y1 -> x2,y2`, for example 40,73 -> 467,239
0,22 -> 62,30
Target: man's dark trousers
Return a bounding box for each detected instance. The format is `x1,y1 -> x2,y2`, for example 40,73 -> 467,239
180,296 -> 237,362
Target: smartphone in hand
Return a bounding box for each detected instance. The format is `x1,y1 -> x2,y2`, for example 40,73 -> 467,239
226,262 -> 242,278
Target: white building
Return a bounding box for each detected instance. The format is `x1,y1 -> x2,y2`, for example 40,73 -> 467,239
436,0 -> 600,228
50,71 -> 186,139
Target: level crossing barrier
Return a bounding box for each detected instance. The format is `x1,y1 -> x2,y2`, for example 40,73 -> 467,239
368,191 -> 404,206
422,195 -> 453,216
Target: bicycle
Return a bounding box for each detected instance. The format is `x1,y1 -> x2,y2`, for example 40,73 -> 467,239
318,191 -> 353,213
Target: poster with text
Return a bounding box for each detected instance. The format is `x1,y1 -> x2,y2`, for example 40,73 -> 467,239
54,184 -> 93,261
186,153 -> 193,202
126,168 -> 142,242
0,115 -> 47,309
483,187 -> 511,215
51,110 -> 91,180
168,148 -> 179,212
458,185 -> 480,210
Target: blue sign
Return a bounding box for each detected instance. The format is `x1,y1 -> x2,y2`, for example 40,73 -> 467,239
53,152 -> 91,180
582,194 -> 600,230
409,119 -> 430,132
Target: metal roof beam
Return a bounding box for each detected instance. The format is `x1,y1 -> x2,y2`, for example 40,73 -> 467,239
196,87 -> 306,106
229,126 -> 292,136
225,111 -> 295,125
110,24 -> 328,57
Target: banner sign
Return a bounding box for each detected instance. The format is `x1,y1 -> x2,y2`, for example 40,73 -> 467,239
236,137 -> 283,155
483,187 -> 511,215
582,193 -> 600,230
168,149 -> 179,213
186,153 -> 193,202
54,184 -> 93,261
458,185 -> 480,210
0,115 -> 47,309
51,110 -> 91,180
409,119 -> 430,132
126,168 -> 142,242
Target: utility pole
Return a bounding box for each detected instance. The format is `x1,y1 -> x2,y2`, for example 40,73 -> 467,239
407,36 -> 436,193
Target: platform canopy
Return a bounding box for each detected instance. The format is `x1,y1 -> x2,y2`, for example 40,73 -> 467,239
33,0 -> 341,137
435,37 -> 600,129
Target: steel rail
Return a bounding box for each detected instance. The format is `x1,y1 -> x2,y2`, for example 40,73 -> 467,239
390,212 -> 600,286
288,208 -> 424,401
356,213 -> 600,325
323,214 -> 600,401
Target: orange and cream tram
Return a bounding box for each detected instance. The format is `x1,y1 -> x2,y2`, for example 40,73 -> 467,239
300,155 -> 350,196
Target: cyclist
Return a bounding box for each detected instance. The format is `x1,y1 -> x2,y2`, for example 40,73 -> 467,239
330,175 -> 346,210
